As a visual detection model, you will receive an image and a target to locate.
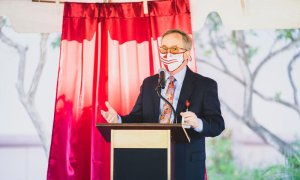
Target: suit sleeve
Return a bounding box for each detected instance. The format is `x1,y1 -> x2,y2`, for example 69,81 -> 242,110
121,83 -> 144,123
201,80 -> 225,137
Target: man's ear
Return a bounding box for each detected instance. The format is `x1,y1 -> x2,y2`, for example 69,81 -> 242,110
184,50 -> 191,60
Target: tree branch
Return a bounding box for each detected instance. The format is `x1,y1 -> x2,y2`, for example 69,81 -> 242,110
28,34 -> 49,100
268,37 -> 279,55
287,51 -> 300,106
0,17 -> 50,157
0,17 -> 24,50
198,58 -> 300,116
235,31 -> 254,119
200,15 -> 300,162
208,31 -> 229,71
253,38 -> 300,80
219,99 -> 242,120
197,58 -> 244,84
0,17 -> 28,96
254,91 -> 300,116
220,98 -> 300,161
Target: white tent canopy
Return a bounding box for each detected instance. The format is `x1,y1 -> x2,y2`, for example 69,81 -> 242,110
0,0 -> 300,33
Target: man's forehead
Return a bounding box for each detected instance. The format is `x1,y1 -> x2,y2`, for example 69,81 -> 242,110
161,33 -> 184,46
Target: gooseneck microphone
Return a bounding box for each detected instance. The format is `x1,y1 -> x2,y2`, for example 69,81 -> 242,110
155,68 -> 177,124
158,68 -> 166,89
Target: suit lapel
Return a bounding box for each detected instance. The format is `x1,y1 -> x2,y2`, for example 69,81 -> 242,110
175,67 -> 195,123
153,77 -> 161,122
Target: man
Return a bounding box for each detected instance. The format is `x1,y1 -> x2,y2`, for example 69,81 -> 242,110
101,29 -> 225,180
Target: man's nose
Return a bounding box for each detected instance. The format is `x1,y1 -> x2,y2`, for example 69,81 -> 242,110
163,53 -> 171,59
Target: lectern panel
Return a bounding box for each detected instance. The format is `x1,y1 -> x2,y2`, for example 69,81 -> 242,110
114,148 -> 167,180
111,129 -> 171,180
112,130 -> 170,148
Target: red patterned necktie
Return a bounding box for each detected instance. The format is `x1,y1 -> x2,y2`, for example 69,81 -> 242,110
160,76 -> 175,124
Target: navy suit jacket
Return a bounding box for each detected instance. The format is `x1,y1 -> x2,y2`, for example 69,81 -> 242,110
121,67 -> 225,180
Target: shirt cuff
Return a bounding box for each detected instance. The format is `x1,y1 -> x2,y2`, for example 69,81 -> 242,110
194,118 -> 203,132
117,115 -> 122,123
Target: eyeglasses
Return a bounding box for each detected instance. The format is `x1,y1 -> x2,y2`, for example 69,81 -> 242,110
159,45 -> 187,54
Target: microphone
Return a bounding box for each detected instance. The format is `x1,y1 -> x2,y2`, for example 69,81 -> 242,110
158,68 -> 166,89
155,68 -> 177,124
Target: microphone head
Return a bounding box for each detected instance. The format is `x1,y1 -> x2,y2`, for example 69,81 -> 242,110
158,68 -> 166,89
158,68 -> 166,75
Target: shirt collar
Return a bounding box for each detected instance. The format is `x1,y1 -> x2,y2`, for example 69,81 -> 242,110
166,66 -> 187,85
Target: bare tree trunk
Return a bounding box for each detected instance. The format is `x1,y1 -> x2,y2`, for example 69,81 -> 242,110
235,31 -> 254,121
18,34 -> 50,157
221,99 -> 300,161
205,29 -> 300,161
240,31 -> 299,160
246,120 -> 299,159
0,17 -> 50,157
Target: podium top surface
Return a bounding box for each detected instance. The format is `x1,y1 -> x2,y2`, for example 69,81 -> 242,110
96,123 -> 190,143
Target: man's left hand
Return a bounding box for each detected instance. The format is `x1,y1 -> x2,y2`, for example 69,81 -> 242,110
180,111 -> 199,129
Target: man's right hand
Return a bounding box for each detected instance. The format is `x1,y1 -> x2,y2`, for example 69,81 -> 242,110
101,101 -> 118,123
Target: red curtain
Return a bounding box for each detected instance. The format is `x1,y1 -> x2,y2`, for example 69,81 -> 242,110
47,1 -> 196,179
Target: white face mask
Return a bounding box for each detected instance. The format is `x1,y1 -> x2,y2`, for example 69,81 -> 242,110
159,52 -> 185,72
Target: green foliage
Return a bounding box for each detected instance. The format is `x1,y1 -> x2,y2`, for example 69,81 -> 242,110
229,31 -> 238,47
207,136 -> 235,177
275,91 -> 282,101
203,50 -> 213,57
246,47 -> 258,63
208,136 -> 238,179
292,140 -> 300,151
51,34 -> 61,49
276,29 -> 300,41
207,12 -> 223,32
264,156 -> 300,180
0,16 -> 8,28
246,30 -> 258,37
207,134 -> 300,180
263,142 -> 300,180
0,16 -> 13,29
2,17 -> 7,26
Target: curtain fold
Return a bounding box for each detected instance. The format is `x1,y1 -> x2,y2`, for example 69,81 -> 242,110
47,1 -> 196,179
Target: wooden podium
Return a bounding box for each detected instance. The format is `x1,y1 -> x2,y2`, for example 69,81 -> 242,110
96,123 -> 190,180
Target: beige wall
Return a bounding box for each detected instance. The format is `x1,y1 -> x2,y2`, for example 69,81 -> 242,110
1,0 -> 300,33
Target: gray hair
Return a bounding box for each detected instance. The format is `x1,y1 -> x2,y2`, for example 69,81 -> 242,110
162,29 -> 192,50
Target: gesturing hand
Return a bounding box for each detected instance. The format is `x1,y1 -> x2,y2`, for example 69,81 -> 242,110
180,111 -> 199,129
101,101 -> 118,123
